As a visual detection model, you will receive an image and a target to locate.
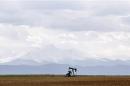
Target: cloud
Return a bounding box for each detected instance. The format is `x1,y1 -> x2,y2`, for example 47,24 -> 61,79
80,0 -> 130,16
0,0 -> 130,31
0,0 -> 130,65
0,24 -> 130,64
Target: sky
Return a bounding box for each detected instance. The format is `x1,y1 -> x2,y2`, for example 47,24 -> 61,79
0,0 -> 130,66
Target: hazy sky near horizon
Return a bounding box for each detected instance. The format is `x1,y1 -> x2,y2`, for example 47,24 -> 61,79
0,0 -> 130,65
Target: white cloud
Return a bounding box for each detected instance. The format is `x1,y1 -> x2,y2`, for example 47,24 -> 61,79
0,24 -> 130,64
0,0 -> 130,31
0,0 -> 130,65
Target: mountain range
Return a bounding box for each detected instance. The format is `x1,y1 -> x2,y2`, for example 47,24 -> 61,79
0,58 -> 130,75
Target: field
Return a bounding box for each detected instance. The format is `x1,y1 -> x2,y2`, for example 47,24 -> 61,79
0,75 -> 130,86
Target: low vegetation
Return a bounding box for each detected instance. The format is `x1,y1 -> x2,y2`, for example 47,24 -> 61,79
0,75 -> 130,86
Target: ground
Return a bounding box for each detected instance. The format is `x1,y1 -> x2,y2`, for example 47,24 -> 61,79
0,75 -> 130,86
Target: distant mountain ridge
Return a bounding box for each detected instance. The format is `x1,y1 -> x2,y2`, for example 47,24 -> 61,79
1,58 -> 130,75
0,64 -> 130,75
1,58 -> 130,66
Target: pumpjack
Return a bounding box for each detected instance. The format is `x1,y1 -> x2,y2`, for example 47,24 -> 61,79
66,67 -> 77,77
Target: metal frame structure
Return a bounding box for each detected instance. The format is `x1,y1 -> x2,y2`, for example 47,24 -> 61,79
66,67 -> 77,77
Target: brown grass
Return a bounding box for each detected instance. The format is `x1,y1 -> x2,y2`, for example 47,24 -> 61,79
0,75 -> 130,86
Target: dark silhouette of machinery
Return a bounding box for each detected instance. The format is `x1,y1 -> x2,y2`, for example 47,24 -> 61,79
66,67 -> 77,77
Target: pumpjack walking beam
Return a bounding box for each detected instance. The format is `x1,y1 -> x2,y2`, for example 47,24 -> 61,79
66,67 -> 77,77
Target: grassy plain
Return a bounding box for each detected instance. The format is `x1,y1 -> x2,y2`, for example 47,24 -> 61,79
0,75 -> 130,86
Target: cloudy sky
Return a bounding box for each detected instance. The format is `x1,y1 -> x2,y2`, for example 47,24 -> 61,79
0,0 -> 130,65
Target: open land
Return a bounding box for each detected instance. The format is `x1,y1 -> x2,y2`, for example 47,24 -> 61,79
0,75 -> 130,86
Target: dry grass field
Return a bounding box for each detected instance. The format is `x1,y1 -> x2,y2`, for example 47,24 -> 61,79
0,75 -> 130,86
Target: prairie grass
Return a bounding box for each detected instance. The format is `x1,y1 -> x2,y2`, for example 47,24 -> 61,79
0,75 -> 130,86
